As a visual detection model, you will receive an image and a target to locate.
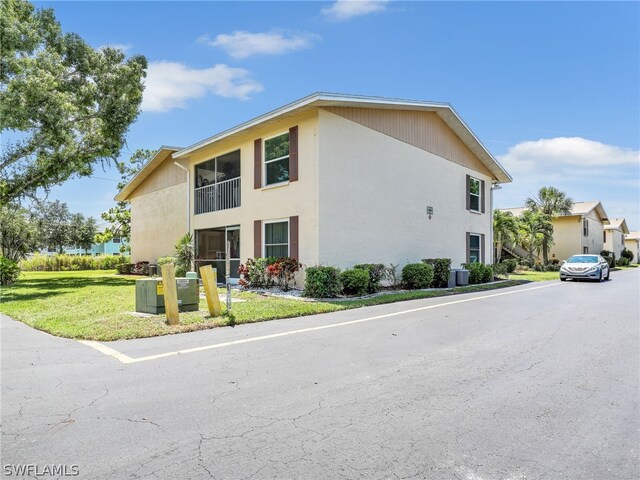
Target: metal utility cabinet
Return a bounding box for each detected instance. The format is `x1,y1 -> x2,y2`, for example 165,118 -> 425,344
135,278 -> 199,314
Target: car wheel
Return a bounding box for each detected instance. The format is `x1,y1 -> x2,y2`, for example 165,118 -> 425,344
605,269 -> 610,281
598,270 -> 603,282
560,277 -> 567,282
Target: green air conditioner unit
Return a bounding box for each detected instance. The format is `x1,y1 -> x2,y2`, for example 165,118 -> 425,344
135,278 -> 199,314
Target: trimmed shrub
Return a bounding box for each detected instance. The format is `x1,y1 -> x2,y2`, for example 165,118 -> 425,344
0,256 -> 20,286
464,262 -> 493,284
600,250 -> 616,268
303,266 -> 341,298
502,258 -> 518,273
353,263 -> 385,293
422,258 -> 451,288
621,248 -> 634,263
617,257 -> 630,267
492,262 -> 509,278
402,263 -> 434,290
340,268 -> 370,296
20,254 -> 128,272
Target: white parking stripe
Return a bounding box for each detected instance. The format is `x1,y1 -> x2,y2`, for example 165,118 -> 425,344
79,282 -> 561,364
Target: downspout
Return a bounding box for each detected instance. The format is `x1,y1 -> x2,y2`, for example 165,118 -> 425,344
173,161 -> 190,233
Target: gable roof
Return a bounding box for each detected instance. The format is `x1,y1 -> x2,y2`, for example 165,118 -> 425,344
172,92 -> 512,183
626,231 -> 640,241
604,218 -> 630,234
115,146 -> 182,202
499,201 -> 609,223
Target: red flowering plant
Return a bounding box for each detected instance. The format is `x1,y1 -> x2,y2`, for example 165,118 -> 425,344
266,257 -> 302,291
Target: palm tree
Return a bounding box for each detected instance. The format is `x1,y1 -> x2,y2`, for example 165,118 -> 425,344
518,210 -> 553,263
493,210 -> 519,262
525,187 -> 573,264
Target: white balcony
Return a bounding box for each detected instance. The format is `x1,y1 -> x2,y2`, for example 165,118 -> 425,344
194,177 -> 241,215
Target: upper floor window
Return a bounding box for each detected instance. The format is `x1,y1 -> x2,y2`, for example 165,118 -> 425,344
583,219 -> 589,237
603,231 -> 606,243
466,175 -> 483,213
264,132 -> 289,186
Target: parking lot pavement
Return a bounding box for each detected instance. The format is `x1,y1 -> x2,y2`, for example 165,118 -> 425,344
1,270 -> 639,479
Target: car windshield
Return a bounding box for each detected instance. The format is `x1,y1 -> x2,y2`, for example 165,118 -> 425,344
567,255 -> 598,264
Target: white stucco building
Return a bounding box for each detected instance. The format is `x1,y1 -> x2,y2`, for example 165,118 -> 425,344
116,93 -> 512,282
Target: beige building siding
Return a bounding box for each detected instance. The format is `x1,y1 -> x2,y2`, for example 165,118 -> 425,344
624,238 -> 640,264
548,216 -> 582,262
317,109 -> 491,270
604,229 -> 625,259
129,181 -> 188,263
186,111 -> 321,278
129,155 -> 186,198
322,107 -> 493,178
583,209 -> 605,255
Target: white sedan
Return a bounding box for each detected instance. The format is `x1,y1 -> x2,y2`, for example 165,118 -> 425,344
560,254 -> 610,282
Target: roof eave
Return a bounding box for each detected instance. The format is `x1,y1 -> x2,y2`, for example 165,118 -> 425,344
114,146 -> 181,202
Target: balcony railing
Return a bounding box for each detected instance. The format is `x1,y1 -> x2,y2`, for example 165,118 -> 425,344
194,177 -> 241,215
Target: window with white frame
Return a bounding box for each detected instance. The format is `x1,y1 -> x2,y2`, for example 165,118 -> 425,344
264,221 -> 289,258
468,234 -> 481,263
469,177 -> 481,212
264,132 -> 290,186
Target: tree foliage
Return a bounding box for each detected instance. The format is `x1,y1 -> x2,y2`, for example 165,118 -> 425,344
493,210 -> 519,263
95,149 -> 155,251
517,210 -> 553,262
0,203 -> 39,262
0,0 -> 147,203
524,187 -> 573,264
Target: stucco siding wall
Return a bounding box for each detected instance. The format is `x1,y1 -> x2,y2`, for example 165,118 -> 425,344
317,109 -> 492,270
187,111 -> 320,275
604,229 -> 625,258
583,209 -> 605,255
624,239 -> 640,263
549,216 -> 581,262
130,182 -> 187,263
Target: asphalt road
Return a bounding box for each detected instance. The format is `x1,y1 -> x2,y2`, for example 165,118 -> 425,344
2,271 -> 639,480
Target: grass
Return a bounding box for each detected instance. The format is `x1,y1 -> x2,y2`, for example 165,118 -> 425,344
0,270 -> 527,341
508,270 -> 562,282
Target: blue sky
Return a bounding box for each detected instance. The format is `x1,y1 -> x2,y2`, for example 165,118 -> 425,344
37,1 -> 640,230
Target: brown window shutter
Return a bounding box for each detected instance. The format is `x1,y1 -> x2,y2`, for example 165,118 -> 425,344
289,126 -> 298,182
466,232 -> 471,263
481,180 -> 486,213
465,175 -> 471,210
481,233 -> 486,264
254,139 -> 262,189
254,220 -> 262,257
289,215 -> 299,259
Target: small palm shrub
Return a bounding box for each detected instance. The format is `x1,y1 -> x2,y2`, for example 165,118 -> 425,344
0,256 -> 20,286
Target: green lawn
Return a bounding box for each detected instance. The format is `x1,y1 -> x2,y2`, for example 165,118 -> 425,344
0,270 -> 527,341
507,270 -> 562,282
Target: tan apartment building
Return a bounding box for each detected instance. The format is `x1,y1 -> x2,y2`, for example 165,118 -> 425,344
500,201 -> 610,262
603,218 -> 629,259
116,93 -> 512,282
624,231 -> 640,264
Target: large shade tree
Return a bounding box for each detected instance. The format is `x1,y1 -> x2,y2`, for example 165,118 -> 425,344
0,0 -> 147,203
525,186 -> 573,264
493,210 -> 519,263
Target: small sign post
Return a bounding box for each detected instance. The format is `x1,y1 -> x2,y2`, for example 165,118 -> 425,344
225,241 -> 232,312
200,265 -> 221,317
160,263 -> 180,325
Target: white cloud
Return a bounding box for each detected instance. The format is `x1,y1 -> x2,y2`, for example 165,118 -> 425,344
494,137 -> 640,230
499,137 -> 639,174
141,61 -> 264,112
321,0 -> 389,21
99,43 -> 132,53
200,31 -> 319,59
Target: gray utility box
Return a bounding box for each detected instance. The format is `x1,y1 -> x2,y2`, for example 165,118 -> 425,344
456,269 -> 470,286
135,278 -> 199,314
